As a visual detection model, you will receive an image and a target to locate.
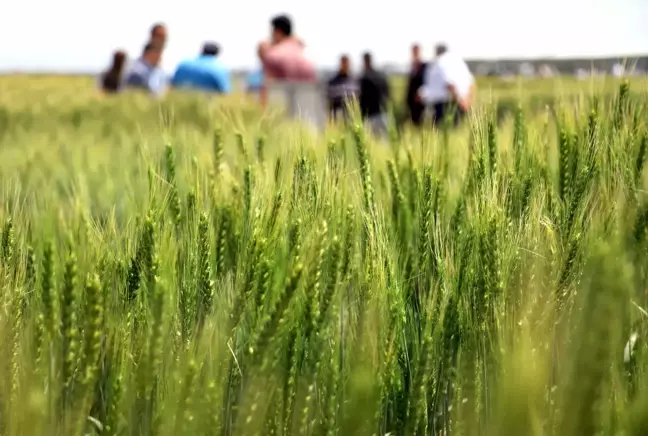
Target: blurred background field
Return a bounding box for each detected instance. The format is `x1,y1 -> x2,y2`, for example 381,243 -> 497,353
2,74 -> 648,106
1,74 -> 647,137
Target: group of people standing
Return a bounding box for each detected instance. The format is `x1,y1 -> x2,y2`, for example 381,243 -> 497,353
327,42 -> 475,133
98,16 -> 316,99
327,53 -> 390,134
98,15 -> 475,131
100,23 -> 230,96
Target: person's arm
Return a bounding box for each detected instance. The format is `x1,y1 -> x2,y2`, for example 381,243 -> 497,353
258,42 -> 272,107
448,85 -> 470,111
358,77 -> 369,116
446,67 -> 474,111
258,41 -> 270,62
259,52 -> 284,106
447,84 -> 459,104
405,69 -> 417,104
447,84 -> 469,112
462,80 -> 476,111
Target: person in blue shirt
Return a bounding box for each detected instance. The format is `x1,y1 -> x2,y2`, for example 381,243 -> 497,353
123,42 -> 167,96
171,42 -> 231,93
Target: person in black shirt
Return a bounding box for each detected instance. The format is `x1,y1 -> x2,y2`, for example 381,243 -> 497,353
405,44 -> 428,126
100,50 -> 127,94
327,55 -> 358,122
359,52 -> 390,137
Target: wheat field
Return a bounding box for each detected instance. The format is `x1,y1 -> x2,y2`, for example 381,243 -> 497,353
0,74 -> 647,436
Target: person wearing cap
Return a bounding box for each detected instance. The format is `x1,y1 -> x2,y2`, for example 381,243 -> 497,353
123,42 -> 167,96
418,43 -> 475,126
171,42 -> 231,93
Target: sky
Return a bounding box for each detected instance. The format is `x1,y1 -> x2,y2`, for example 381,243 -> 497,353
1,0 -> 647,72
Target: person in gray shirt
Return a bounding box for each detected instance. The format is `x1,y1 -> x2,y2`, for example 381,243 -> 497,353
123,42 -> 167,96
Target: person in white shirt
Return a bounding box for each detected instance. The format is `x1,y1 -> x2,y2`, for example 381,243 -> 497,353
418,43 -> 475,126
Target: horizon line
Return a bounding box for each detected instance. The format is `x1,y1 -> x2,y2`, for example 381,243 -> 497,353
1,52 -> 646,75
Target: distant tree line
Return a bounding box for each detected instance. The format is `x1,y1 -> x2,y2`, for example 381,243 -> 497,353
464,55 -> 648,76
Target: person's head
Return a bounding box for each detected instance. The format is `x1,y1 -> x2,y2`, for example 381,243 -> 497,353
150,23 -> 167,48
110,50 -> 127,71
270,14 -> 292,44
362,52 -> 373,70
435,43 -> 448,58
102,50 -> 128,92
339,55 -> 351,74
201,42 -> 220,57
411,44 -> 421,61
142,42 -> 163,67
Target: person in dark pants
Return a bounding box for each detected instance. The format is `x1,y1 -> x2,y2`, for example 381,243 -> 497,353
405,44 -> 428,126
327,55 -> 358,122
431,101 -> 464,126
359,52 -> 390,137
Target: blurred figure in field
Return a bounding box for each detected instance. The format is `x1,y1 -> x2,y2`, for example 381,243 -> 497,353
124,42 -> 167,96
150,23 -> 168,49
327,55 -> 358,122
99,50 -> 127,93
171,42 -> 231,93
418,43 -> 474,126
405,44 -> 428,127
246,69 -> 264,94
359,52 -> 390,137
257,14 -> 316,106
